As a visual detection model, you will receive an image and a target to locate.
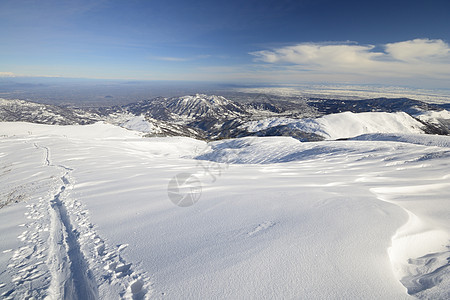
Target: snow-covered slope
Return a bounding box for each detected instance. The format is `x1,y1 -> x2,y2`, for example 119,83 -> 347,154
241,111 -> 426,140
1,122 -> 449,299
413,109 -> 450,135
119,115 -> 160,134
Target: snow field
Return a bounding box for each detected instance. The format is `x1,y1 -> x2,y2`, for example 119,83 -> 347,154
0,121 -> 449,299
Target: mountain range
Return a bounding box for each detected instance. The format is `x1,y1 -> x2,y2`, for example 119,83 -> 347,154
1,94 -> 449,141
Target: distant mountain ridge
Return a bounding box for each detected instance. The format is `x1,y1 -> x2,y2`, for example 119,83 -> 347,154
1,94 -> 449,140
0,98 -> 99,125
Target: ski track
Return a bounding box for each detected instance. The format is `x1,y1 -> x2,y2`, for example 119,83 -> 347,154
2,142 -> 150,300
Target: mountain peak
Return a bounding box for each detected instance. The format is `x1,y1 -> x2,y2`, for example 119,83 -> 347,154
179,94 -> 231,106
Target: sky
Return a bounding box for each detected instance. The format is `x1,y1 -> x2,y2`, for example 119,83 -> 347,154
1,0 -> 450,88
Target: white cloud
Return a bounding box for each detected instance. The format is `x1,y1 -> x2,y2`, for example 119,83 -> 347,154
249,39 -> 450,84
0,71 -> 64,78
385,39 -> 450,62
150,55 -> 212,62
252,43 -> 382,67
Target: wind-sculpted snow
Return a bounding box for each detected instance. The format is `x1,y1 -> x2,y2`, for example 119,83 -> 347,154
195,136 -> 352,164
351,133 -> 450,148
1,122 -> 449,299
195,135 -> 448,164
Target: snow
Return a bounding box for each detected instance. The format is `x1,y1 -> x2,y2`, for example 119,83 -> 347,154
119,115 -> 160,134
241,111 -> 426,140
1,121 -> 449,299
351,133 -> 450,148
413,109 -> 450,125
180,94 -> 231,106
240,116 -> 300,132
104,113 -> 165,135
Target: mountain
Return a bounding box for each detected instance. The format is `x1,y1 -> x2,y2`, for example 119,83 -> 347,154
109,93 -> 317,139
121,94 -> 250,139
239,111 -> 426,141
0,98 -> 99,125
413,109 -> 450,135
307,97 -> 441,114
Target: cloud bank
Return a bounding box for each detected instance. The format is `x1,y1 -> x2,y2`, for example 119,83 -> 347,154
0,72 -> 17,77
250,39 -> 450,82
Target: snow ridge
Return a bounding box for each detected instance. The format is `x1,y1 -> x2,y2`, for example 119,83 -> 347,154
371,185 -> 450,298
240,111 -> 426,140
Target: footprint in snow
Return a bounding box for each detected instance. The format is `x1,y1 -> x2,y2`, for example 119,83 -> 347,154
247,221 -> 276,236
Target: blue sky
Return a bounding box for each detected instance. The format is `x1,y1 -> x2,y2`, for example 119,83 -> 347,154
1,0 -> 450,88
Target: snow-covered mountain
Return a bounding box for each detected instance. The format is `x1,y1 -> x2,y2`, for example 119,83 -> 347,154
124,94 -> 248,122
121,94 -> 252,139
0,98 -> 99,125
94,93 -> 319,139
413,109 -> 450,135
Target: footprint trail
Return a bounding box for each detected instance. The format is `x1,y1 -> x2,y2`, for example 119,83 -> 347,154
1,142 -> 151,299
